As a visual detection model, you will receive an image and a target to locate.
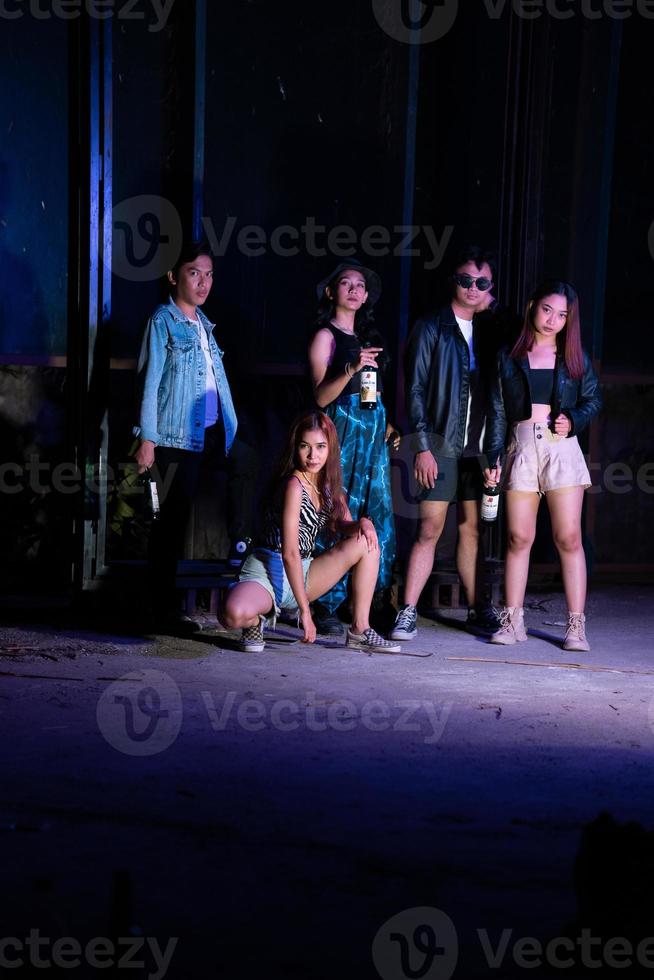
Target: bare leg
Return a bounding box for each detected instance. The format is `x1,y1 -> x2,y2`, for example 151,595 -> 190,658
221,582 -> 274,629
456,498 -> 481,607
403,501 -> 449,607
504,491 -> 540,608
546,487 -> 586,612
307,535 -> 379,634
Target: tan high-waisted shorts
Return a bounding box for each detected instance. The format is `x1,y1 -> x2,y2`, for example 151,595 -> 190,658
501,421 -> 591,495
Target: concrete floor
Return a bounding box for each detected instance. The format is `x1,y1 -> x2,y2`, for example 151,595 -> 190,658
1,584 -> 653,979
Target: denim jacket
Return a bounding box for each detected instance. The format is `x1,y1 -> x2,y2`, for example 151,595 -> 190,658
134,297 -> 238,453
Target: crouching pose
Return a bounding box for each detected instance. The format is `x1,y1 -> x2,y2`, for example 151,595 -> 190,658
483,280 -> 602,652
221,411 -> 401,653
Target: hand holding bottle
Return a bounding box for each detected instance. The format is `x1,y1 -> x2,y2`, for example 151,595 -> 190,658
349,347 -> 383,373
483,464 -> 501,487
481,464 -> 501,523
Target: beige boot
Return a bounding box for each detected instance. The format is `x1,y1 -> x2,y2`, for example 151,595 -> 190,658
490,607 -> 527,645
563,612 -> 590,652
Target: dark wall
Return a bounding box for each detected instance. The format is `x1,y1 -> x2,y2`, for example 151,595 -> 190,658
203,0 -> 409,377
0,19 -> 68,356
411,7 -> 510,315
604,19 -> 654,373
111,20 -> 171,358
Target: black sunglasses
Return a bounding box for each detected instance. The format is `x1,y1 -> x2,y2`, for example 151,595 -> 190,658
453,273 -> 493,291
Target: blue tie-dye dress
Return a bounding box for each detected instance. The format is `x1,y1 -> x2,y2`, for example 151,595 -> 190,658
314,326 -> 396,612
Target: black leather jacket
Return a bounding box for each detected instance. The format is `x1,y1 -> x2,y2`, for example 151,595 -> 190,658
405,305 -> 499,458
484,347 -> 602,467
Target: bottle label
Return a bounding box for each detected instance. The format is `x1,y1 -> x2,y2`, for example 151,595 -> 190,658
480,492 -> 499,522
148,479 -> 161,518
360,370 -> 377,404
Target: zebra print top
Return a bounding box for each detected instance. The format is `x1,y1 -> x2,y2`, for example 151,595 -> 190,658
263,478 -> 332,558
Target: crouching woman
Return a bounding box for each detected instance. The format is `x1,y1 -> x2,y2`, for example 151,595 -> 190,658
221,411 -> 400,653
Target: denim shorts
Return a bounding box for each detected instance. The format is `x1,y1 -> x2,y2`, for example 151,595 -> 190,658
236,548 -> 312,614
501,422 -> 591,495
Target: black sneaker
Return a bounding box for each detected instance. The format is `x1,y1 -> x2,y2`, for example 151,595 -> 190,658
228,537 -> 252,569
312,601 -> 344,636
466,603 -> 502,634
369,591 -> 398,635
389,604 -> 418,640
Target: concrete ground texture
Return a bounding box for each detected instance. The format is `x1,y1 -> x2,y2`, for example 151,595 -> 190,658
1,583 -> 653,979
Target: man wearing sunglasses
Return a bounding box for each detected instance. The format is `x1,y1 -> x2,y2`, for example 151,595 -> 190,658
391,246 -> 503,641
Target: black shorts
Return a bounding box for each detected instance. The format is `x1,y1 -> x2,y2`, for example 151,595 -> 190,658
415,455 -> 484,504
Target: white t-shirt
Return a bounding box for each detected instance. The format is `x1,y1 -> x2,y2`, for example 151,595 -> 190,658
455,315 -> 485,457
189,317 -> 219,428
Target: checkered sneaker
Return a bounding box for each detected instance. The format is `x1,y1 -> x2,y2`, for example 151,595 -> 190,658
346,627 -> 401,654
240,621 -> 265,652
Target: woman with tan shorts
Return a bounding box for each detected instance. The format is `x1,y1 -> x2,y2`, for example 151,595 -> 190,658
483,280 -> 602,651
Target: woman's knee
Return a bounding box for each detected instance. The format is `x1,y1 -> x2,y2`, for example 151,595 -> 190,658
507,528 -> 535,552
554,530 -> 582,554
220,597 -> 240,628
221,590 -> 255,628
338,533 -> 378,570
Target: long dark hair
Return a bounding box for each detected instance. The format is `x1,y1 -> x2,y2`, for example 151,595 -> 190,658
511,280 -> 585,379
273,411 -> 348,533
314,269 -> 388,369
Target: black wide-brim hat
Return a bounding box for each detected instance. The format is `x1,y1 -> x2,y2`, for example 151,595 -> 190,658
316,258 -> 382,307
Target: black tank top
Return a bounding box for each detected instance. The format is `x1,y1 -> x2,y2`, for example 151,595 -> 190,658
323,324 -> 384,398
529,368 -> 554,405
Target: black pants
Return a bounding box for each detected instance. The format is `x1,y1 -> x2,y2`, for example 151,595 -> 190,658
148,425 -> 258,611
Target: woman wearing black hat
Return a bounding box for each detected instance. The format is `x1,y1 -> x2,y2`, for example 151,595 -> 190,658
308,261 -> 399,634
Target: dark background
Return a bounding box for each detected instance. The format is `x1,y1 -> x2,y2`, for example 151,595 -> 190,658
0,0 -> 652,589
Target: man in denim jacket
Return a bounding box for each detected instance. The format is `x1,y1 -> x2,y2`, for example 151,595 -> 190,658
134,242 -> 251,632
